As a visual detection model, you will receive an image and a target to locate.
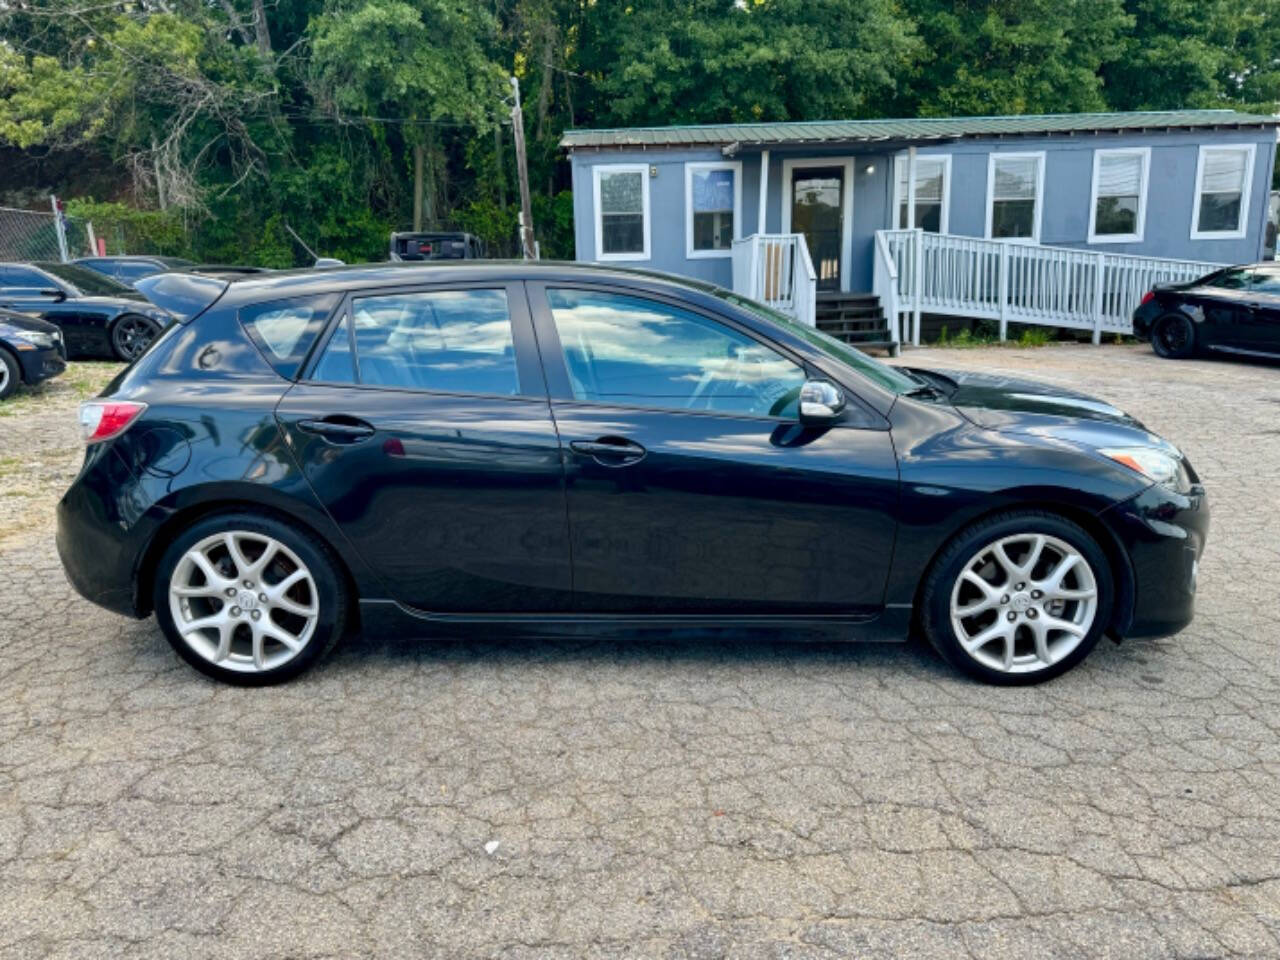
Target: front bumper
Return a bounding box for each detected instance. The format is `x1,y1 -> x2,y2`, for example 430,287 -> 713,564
14,343 -> 66,386
1103,481 -> 1209,638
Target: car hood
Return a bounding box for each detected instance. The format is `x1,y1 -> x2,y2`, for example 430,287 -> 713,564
0,309 -> 60,335
912,366 -> 1173,451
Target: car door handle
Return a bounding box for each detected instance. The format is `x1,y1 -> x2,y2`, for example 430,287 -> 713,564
296,416 -> 375,443
569,437 -> 647,464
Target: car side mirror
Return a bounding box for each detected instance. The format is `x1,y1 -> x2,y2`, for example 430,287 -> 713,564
39,288 -> 66,302
798,378 -> 845,425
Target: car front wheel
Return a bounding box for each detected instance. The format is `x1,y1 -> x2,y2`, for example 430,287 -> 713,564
152,511 -> 347,685
921,511 -> 1113,685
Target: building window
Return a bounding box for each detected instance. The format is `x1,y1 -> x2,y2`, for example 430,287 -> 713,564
685,161 -> 741,258
1089,148 -> 1149,243
894,155 -> 950,232
986,152 -> 1045,242
1192,145 -> 1255,240
593,164 -> 650,260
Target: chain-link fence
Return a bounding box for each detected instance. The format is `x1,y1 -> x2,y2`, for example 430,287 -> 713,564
0,206 -> 93,262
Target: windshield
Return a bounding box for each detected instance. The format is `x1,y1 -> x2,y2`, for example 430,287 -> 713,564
37,262 -> 137,297
716,291 -> 920,394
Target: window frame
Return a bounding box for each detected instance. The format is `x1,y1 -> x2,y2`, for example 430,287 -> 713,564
300,280 -> 544,400
984,151 -> 1047,243
1190,143 -> 1256,241
684,160 -> 742,259
892,153 -> 951,234
592,163 -> 651,262
1087,147 -> 1150,244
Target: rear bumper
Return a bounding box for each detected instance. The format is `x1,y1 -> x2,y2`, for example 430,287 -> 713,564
56,445 -> 151,618
1131,301 -> 1162,342
1103,482 -> 1209,638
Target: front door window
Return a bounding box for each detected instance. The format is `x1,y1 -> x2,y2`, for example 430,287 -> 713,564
791,167 -> 844,291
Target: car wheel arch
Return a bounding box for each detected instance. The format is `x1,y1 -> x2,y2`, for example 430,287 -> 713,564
907,499 -> 1136,641
132,498 -> 361,628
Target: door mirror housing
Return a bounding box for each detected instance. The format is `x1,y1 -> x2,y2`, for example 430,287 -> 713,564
39,288 -> 66,302
798,378 -> 845,425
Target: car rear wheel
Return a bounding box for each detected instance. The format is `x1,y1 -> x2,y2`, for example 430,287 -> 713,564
153,511 -> 347,685
921,511 -> 1113,685
0,348 -> 18,399
111,314 -> 161,361
1151,313 -> 1196,359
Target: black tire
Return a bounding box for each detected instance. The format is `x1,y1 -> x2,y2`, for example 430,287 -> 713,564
0,347 -> 19,400
1151,313 -> 1196,359
152,510 -> 348,685
920,510 -> 1113,686
110,313 -> 162,362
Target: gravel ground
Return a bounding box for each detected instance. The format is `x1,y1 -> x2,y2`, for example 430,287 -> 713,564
1,344 -> 1279,958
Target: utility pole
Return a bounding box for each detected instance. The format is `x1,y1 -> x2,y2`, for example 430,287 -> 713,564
509,76 -> 537,260
50,195 -> 69,262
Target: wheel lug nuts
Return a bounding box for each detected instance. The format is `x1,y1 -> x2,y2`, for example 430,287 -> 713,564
1031,590 -> 1042,599
258,593 -> 268,604
243,579 -> 253,588
1027,609 -> 1038,619
1014,582 -> 1025,591
1007,611 -> 1017,621
225,587 -> 236,598
230,606 -> 241,617
251,610 -> 261,621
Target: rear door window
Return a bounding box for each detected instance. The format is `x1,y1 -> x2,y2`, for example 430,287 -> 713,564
240,294 -> 339,378
309,288 -> 520,395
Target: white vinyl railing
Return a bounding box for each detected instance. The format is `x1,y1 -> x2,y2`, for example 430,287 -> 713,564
875,228 -> 1226,345
731,233 -> 817,326
872,231 -> 901,354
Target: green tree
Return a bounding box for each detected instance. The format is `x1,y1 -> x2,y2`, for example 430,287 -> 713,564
898,0 -> 1132,116
308,0 -> 505,230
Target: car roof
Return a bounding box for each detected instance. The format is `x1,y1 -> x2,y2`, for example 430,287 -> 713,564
214,259 -> 724,299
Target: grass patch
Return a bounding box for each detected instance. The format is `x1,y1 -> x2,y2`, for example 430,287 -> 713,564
0,361 -> 122,417
934,321 -> 1056,349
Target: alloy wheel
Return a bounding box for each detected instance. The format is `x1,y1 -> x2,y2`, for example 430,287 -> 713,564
0,359 -> 9,395
949,533 -> 1098,675
113,316 -> 159,361
168,531 -> 320,674
1157,317 -> 1190,355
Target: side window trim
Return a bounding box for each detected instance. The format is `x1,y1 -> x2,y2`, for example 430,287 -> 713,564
299,280 -> 547,400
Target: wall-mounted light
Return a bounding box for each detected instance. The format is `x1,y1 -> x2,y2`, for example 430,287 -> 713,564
650,165 -> 658,178
865,163 -> 876,175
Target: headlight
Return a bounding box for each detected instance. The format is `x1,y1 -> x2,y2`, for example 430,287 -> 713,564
1099,446 -> 1190,492
14,330 -> 57,349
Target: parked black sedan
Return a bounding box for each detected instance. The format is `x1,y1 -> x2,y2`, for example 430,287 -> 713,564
72,255 -> 196,286
0,261 -> 173,360
1134,262 -> 1280,359
58,263 -> 1207,687
0,307 -> 65,399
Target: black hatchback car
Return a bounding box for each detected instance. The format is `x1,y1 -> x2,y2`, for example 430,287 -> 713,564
58,263 -> 1208,686
1133,262 -> 1280,359
0,261 -> 173,360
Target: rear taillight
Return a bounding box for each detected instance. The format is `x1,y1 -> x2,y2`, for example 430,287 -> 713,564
79,401 -> 147,444
1139,290 -> 1155,306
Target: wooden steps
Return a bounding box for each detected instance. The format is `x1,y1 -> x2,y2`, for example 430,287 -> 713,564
815,292 -> 897,354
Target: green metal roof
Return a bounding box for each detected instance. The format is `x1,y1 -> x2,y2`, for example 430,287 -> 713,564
561,110 -> 1280,150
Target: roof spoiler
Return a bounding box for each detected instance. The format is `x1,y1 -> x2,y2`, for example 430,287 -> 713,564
135,272 -> 229,323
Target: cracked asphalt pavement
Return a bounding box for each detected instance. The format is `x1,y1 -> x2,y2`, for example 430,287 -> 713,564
2,345 -> 1279,958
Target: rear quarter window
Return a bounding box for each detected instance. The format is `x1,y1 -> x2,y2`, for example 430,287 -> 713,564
239,294 -> 339,378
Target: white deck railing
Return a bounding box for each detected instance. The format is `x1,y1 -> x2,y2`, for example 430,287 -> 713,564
731,233 -> 817,326
874,229 -> 1225,345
